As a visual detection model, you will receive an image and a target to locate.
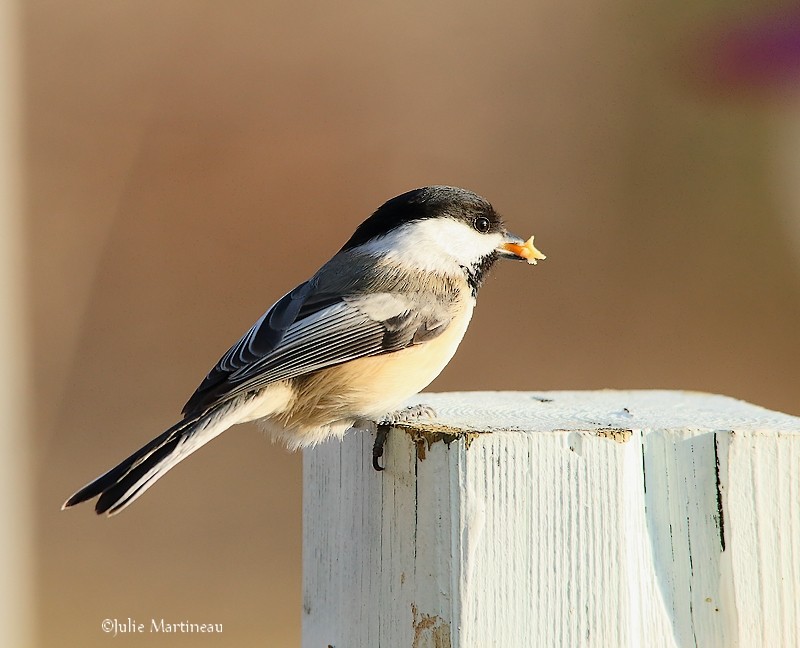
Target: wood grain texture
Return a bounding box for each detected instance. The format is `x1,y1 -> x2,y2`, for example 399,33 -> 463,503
302,391 -> 800,648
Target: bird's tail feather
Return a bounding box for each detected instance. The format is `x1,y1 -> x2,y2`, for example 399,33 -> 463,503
63,406 -> 235,516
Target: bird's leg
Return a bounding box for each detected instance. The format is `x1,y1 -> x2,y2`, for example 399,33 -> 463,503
372,405 -> 437,471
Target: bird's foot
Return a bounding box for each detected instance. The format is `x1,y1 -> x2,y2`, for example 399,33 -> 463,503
372,405 -> 437,471
380,404 -> 437,425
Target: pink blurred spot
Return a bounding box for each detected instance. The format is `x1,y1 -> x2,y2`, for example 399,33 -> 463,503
704,8 -> 800,89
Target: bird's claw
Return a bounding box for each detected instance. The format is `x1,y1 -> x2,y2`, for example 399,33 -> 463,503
372,424 -> 390,471
371,404 -> 436,471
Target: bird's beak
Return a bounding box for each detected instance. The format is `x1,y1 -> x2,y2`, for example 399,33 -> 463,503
497,232 -> 546,265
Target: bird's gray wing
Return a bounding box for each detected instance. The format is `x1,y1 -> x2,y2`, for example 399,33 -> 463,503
181,283 -> 451,416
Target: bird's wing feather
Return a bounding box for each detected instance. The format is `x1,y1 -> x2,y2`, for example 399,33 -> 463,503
182,282 -> 452,416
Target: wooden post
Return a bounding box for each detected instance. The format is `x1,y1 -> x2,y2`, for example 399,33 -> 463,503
303,390 -> 800,648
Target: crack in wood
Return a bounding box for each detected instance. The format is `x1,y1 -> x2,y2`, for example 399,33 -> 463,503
713,433 -> 727,552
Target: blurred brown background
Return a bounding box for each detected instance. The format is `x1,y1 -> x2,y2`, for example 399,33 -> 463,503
28,0 -> 800,646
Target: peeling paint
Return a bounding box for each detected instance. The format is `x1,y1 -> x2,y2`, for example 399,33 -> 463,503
397,424 -> 482,461
595,427 -> 633,443
411,604 -> 451,648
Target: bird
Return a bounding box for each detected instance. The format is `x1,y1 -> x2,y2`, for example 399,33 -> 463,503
63,186 -> 545,516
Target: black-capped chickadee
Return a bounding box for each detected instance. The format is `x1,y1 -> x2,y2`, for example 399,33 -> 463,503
63,186 -> 545,515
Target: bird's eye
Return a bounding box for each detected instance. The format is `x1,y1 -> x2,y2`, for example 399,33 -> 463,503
473,216 -> 491,233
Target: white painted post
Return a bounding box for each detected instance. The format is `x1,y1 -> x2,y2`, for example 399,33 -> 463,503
303,390 -> 800,648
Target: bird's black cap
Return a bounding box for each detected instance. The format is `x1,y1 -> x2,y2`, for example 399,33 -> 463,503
340,186 -> 503,252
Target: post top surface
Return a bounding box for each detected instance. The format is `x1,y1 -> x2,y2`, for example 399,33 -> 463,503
400,390 -> 800,436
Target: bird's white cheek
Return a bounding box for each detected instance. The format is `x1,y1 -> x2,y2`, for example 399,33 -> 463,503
358,219 -> 502,273
430,225 -> 503,268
